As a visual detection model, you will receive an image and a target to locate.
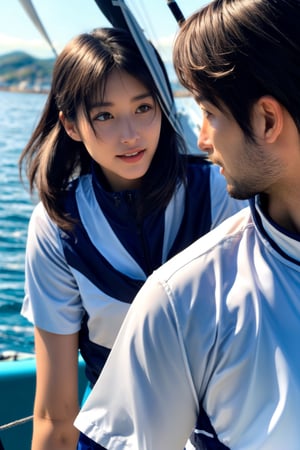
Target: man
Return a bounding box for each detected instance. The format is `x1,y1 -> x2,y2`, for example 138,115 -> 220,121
75,0 -> 300,448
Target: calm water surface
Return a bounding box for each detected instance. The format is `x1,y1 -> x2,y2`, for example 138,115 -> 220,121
0,90 -> 46,354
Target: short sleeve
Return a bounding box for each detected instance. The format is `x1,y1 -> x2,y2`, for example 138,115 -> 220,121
21,202 -> 84,334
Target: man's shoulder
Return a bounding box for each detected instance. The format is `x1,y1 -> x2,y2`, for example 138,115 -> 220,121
158,206 -> 252,281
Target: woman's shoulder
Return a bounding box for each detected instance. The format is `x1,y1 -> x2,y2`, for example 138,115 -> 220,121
29,201 -> 59,240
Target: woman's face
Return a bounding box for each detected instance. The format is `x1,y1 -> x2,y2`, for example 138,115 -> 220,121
65,70 -> 162,191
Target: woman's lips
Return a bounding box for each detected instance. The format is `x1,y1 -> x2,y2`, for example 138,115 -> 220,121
117,149 -> 145,163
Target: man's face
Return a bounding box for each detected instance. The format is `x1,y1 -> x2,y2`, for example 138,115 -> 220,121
196,97 -> 282,200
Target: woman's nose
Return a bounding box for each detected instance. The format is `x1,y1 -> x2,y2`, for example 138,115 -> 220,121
120,117 -> 140,144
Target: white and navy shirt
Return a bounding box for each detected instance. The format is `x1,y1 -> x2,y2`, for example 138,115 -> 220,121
75,196 -> 300,450
22,155 -> 245,386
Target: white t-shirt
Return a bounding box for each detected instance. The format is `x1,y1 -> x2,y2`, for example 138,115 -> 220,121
75,197 -> 300,450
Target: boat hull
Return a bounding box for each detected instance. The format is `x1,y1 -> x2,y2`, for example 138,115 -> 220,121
0,357 -> 87,450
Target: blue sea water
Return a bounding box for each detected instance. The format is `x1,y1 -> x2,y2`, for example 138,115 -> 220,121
0,90 -> 47,354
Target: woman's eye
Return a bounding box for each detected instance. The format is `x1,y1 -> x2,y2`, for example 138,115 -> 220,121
136,104 -> 153,114
95,111 -> 113,121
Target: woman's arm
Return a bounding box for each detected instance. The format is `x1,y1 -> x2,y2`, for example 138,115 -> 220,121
31,327 -> 80,450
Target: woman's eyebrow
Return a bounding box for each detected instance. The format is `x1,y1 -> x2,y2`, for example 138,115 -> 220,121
132,92 -> 153,101
90,101 -> 113,108
90,92 -> 153,109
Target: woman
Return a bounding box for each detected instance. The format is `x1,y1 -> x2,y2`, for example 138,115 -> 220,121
19,27 -> 244,449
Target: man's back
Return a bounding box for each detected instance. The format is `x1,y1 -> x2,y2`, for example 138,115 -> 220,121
75,201 -> 300,448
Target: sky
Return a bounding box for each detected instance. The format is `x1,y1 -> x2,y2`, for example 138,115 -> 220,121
0,0 -> 208,61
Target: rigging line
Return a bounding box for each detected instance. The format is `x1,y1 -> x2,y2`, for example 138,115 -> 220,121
18,0 -> 58,58
129,0 -> 157,43
0,415 -> 33,431
128,0 -> 173,63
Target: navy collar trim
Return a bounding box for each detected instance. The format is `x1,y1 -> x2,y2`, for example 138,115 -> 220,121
250,197 -> 300,265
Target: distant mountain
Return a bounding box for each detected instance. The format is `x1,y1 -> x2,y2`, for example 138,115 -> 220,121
0,51 -> 54,92
0,51 -> 186,96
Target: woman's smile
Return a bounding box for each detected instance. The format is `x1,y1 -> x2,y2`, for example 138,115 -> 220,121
117,149 -> 146,163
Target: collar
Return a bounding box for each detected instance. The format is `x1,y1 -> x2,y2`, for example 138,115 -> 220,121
250,195 -> 300,263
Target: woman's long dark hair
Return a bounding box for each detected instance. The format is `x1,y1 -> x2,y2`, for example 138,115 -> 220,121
19,27 -> 186,230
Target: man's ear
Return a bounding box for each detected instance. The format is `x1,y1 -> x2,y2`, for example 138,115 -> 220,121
252,96 -> 283,144
59,111 -> 82,142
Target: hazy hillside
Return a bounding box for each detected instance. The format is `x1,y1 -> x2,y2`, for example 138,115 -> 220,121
0,51 -> 186,95
0,51 -> 54,92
